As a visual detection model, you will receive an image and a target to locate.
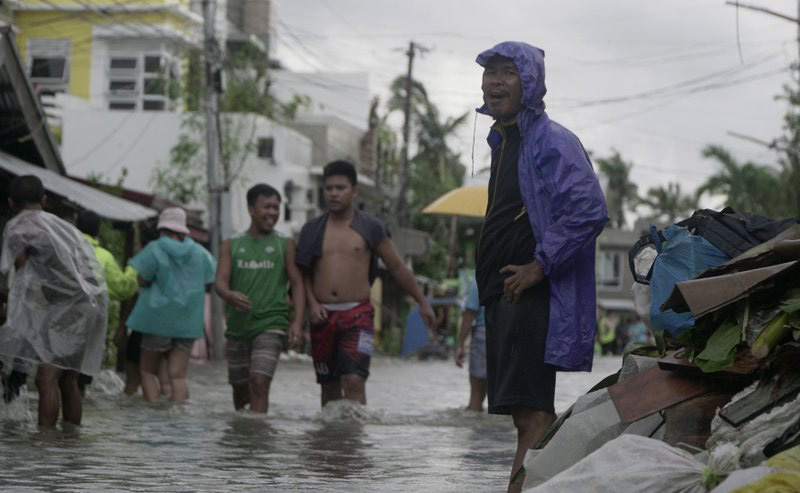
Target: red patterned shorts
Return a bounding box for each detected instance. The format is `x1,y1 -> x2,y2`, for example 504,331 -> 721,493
310,300 -> 374,384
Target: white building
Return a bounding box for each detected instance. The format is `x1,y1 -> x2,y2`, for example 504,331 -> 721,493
61,104 -> 314,237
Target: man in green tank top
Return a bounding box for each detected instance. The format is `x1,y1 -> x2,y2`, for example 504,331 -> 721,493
215,184 -> 305,413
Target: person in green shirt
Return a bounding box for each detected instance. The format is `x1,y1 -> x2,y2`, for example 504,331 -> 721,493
74,210 -> 139,395
215,184 -> 305,414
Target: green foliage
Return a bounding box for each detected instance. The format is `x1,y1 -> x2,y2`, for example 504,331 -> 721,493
697,144 -> 786,217
154,41 -> 310,205
693,321 -> 740,373
639,182 -> 698,224
595,150 -> 638,228
780,288 -> 800,313
150,115 -> 206,204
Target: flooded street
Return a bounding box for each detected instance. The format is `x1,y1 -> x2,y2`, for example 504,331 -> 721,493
0,355 -> 621,492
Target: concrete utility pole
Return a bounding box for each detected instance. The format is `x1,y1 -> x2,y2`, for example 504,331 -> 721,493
396,41 -> 429,227
203,0 -> 225,360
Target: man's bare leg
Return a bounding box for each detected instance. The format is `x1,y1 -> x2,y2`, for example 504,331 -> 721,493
340,373 -> 366,405
248,373 -> 272,413
508,407 -> 556,493
123,360 -> 141,396
467,376 -> 487,412
58,370 -> 82,425
158,354 -> 171,396
232,384 -> 250,410
139,349 -> 162,402
320,381 -> 342,407
167,348 -> 190,403
35,365 -> 61,427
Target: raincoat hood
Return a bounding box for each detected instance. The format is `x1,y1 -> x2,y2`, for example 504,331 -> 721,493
157,235 -> 195,264
476,41 -> 547,117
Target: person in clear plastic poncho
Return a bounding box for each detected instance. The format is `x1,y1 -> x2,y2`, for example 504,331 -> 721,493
0,175 -> 108,427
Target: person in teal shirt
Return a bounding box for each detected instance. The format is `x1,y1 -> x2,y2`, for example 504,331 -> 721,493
126,207 -> 216,403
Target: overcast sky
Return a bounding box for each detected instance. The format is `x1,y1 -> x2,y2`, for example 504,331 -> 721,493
272,0 -> 799,207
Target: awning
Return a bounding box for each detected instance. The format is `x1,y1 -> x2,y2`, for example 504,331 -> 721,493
0,150 -> 157,222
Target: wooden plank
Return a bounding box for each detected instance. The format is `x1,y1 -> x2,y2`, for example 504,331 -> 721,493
608,365 -> 712,424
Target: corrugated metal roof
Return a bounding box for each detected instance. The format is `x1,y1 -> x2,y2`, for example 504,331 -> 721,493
0,150 -> 157,222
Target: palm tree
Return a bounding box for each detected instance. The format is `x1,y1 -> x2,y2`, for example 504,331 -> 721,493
639,182 -> 697,224
697,145 -> 784,217
595,150 -> 638,229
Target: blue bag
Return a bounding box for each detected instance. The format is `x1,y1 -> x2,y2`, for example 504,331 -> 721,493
648,225 -> 730,337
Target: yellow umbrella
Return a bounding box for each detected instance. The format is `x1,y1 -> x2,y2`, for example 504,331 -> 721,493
421,184 -> 488,218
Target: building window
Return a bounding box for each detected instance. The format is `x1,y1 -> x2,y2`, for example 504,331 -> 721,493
597,250 -> 623,289
27,39 -> 71,95
106,51 -> 180,111
257,137 -> 274,160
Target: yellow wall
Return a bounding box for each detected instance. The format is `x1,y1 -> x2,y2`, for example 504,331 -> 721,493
15,4 -> 195,101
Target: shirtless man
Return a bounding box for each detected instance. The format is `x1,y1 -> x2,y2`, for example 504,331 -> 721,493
296,160 -> 435,406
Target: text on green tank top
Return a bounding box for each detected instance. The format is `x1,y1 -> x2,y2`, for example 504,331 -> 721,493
226,232 -> 290,339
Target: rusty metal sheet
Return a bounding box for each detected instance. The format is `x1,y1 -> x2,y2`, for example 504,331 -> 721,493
608,365 -> 712,424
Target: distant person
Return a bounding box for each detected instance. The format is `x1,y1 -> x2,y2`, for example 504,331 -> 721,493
125,207 -> 216,403
215,184 -> 305,414
296,160 -> 436,406
75,210 -> 139,396
474,42 -> 608,491
112,224 -> 168,397
455,277 -> 487,412
597,311 -> 617,356
0,175 -> 108,426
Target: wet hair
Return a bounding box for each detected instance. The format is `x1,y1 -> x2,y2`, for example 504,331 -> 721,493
323,160 -> 357,186
8,175 -> 45,206
246,183 -> 281,207
76,210 -> 101,237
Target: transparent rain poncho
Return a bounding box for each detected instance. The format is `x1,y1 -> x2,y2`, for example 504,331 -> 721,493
0,210 -> 108,376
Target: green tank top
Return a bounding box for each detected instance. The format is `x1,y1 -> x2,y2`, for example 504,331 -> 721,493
225,231 -> 291,340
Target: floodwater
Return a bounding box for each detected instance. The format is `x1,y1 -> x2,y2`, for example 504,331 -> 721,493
0,354 -> 622,492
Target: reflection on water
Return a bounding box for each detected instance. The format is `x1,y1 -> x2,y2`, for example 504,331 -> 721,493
0,355 -> 622,492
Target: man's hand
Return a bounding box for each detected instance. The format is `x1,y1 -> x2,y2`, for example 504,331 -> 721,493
308,303 -> 328,325
500,261 -> 545,303
455,344 -> 466,368
419,301 -> 436,331
225,291 -> 252,312
288,321 -> 304,350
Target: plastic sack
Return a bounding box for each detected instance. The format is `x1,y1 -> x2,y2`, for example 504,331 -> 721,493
708,391 -> 800,467
523,389 -> 664,489
0,210 -> 107,376
524,434 -> 707,493
649,225 -> 729,337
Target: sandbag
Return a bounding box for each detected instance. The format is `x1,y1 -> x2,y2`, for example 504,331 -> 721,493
525,434 -> 707,493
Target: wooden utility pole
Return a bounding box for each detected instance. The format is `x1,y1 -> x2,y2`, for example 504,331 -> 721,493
396,41 -> 429,227
203,0 -> 225,360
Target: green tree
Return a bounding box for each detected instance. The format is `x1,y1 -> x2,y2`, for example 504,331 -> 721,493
639,182 -> 698,224
595,150 -> 638,229
697,144 -> 783,216
152,41 -> 309,205
773,63 -> 800,218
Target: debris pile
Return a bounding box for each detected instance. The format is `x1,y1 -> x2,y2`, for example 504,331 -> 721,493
524,217 -> 800,492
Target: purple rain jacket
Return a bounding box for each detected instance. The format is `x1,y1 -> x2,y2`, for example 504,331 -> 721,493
477,41 -> 609,372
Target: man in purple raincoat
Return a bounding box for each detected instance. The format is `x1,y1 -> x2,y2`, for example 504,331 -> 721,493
475,41 -> 608,491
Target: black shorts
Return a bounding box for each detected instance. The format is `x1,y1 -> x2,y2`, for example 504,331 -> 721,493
484,281 -> 556,415
126,330 -> 143,363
